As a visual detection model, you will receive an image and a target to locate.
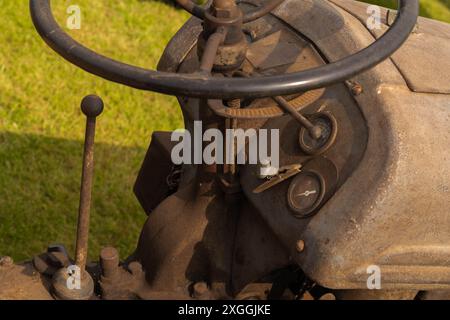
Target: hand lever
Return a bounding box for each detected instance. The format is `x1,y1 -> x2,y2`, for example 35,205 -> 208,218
75,95 -> 104,271
51,95 -> 103,300
272,96 -> 323,140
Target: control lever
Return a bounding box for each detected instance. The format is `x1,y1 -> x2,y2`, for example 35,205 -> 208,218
52,95 -> 104,300
272,96 -> 323,140
75,95 -> 104,273
232,71 -> 323,140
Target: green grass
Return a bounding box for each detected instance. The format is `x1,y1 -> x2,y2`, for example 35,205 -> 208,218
0,0 -> 449,262
0,0 -> 188,261
365,0 -> 450,22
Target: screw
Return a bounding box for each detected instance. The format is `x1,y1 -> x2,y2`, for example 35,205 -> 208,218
296,240 -> 305,253
347,81 -> 363,96
351,84 -> 363,96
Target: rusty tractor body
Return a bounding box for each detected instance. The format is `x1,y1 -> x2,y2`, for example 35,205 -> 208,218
1,0 -> 450,300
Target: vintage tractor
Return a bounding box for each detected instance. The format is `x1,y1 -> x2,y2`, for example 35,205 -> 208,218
1,0 -> 450,300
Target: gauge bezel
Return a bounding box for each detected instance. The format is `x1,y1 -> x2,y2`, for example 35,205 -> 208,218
287,169 -> 326,219
298,111 -> 338,155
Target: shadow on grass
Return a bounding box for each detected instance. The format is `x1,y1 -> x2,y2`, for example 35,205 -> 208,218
0,132 -> 148,262
439,0 -> 450,10
139,0 -> 185,8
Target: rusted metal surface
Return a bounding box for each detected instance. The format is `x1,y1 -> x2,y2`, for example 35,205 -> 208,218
4,0 -> 449,300
0,261 -> 53,300
270,0 -> 450,290
199,27 -> 228,72
100,247 -> 120,279
130,1 -> 369,300
331,0 -> 450,94
134,132 -> 181,215
198,0 -> 249,71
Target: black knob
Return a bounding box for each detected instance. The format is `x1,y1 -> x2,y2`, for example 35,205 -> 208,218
81,95 -> 104,118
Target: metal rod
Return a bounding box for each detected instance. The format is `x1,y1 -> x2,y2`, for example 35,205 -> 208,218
75,95 -> 104,271
223,99 -> 240,178
175,0 -> 206,19
199,27 -> 228,73
242,0 -> 285,23
272,96 -> 322,140
234,71 -> 322,139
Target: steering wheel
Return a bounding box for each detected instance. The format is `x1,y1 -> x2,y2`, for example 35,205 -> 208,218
30,0 -> 419,99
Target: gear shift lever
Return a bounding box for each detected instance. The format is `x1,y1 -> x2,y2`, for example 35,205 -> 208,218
52,95 -> 104,300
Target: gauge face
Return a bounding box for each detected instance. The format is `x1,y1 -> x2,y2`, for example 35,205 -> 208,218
287,171 -> 325,218
299,112 -> 337,155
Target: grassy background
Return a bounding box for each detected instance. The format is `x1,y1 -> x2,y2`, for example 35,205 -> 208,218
0,0 -> 449,262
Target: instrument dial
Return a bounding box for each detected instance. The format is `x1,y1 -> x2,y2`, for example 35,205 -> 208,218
299,111 -> 338,155
287,171 -> 325,218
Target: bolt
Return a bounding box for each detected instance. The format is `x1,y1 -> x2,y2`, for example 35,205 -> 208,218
296,240 -> 305,253
100,247 -> 119,279
211,0 -> 236,18
352,85 -> 363,96
193,282 -> 209,299
0,256 -> 14,267
345,80 -> 363,96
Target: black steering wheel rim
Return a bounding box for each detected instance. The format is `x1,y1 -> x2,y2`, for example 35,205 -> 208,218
30,0 -> 419,99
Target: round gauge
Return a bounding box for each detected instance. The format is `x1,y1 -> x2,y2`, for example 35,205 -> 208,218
299,112 -> 338,155
287,170 -> 326,218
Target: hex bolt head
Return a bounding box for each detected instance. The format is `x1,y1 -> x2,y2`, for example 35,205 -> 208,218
81,95 -> 104,118
296,240 -> 305,253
